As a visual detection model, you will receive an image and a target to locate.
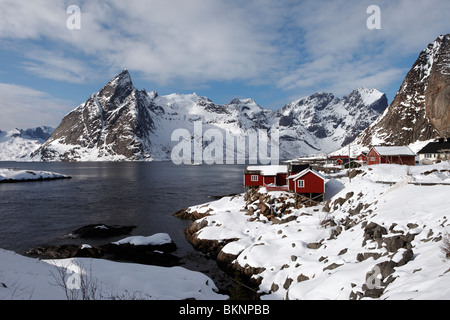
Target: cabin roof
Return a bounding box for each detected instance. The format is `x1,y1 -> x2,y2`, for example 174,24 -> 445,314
371,146 -> 416,156
288,168 -> 325,181
245,165 -> 288,176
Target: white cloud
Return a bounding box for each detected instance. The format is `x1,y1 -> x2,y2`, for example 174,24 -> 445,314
0,83 -> 73,130
0,0 -> 288,85
275,0 -> 450,96
0,0 -> 448,97
22,50 -> 96,84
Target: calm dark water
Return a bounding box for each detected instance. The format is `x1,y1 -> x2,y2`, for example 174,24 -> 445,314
0,161 -> 245,287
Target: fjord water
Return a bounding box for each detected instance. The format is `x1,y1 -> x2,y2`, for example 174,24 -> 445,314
0,162 -> 245,284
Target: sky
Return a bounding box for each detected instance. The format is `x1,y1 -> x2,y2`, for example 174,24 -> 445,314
0,0 -> 449,131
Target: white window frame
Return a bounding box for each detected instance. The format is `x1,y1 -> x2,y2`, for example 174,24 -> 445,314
251,175 -> 259,182
297,180 -> 305,188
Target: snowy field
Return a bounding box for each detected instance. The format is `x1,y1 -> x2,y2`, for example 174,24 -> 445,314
183,162 -> 450,300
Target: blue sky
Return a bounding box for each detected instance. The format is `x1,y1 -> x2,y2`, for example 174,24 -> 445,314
0,0 -> 449,130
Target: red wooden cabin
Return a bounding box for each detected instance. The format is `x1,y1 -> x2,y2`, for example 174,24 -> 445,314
288,168 -> 325,195
356,153 -> 367,164
244,164 -> 326,201
244,165 -> 289,190
367,146 -> 416,166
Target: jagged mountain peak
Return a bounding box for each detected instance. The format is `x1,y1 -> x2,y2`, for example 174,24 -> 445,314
109,69 -> 133,87
342,88 -> 388,114
292,92 -> 336,108
96,69 -> 135,108
229,97 -> 256,105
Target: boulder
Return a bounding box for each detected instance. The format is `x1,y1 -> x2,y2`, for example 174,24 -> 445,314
383,235 -> 413,253
72,224 -> 137,239
363,222 -> 387,246
27,244 -> 104,259
101,242 -> 180,267
307,242 -> 322,249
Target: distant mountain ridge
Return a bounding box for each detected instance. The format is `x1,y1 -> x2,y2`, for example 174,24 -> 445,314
27,70 -> 387,162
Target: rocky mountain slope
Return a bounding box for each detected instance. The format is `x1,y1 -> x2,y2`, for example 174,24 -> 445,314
355,34 -> 450,148
30,70 -> 387,162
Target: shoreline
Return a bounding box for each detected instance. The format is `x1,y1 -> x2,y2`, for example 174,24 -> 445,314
172,188 -> 307,300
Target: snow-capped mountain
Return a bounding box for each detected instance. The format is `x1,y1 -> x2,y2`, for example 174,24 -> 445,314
0,126 -> 54,161
354,34 -> 450,149
30,70 -> 387,162
275,89 -> 387,158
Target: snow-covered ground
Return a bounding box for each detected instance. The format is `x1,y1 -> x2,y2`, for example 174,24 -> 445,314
0,233 -> 227,300
0,168 -> 70,182
1,163 -> 449,300
182,162 -> 450,300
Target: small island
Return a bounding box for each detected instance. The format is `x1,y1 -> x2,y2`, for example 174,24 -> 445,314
0,168 -> 71,183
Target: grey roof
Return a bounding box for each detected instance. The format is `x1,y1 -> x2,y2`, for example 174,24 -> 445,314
372,146 -> 416,156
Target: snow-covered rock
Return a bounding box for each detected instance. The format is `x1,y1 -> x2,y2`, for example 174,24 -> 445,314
112,233 -> 173,246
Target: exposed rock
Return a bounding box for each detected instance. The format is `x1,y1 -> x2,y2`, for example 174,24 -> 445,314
27,244 -> 104,259
332,192 -> 354,210
297,274 -> 310,282
72,224 -> 137,239
173,208 -> 212,220
307,242 -> 322,249
383,234 -> 414,253
356,252 -> 383,262
323,263 -> 344,271
396,249 -> 414,267
407,223 -> 419,229
363,222 -> 388,246
348,202 -> 365,216
283,278 -> 294,290
100,241 -> 180,267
